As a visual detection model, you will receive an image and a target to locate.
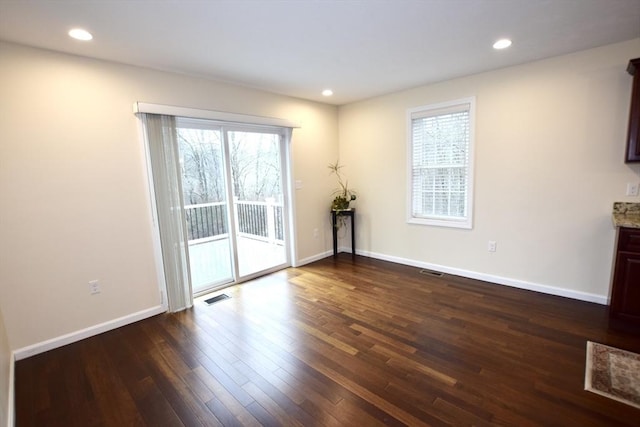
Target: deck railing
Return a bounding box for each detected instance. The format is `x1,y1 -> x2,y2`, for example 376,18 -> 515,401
184,199 -> 283,244
184,202 -> 228,241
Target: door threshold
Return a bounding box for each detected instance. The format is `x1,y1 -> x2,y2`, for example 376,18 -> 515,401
193,281 -> 235,299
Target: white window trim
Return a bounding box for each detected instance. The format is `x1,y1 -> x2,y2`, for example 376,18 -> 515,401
406,97 -> 475,229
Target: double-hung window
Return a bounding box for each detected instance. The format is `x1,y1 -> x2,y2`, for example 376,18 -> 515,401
407,97 -> 475,229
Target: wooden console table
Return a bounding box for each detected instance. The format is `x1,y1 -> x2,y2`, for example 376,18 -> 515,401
331,209 -> 355,257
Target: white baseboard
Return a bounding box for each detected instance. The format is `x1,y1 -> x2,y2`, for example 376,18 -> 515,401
356,249 -> 608,305
6,352 -> 14,427
13,305 -> 166,361
294,250 -> 333,267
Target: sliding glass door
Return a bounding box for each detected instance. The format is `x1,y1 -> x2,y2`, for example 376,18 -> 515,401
177,119 -> 233,293
226,129 -> 287,277
176,118 -> 289,295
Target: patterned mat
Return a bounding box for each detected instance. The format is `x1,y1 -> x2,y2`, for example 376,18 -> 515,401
585,341 -> 640,409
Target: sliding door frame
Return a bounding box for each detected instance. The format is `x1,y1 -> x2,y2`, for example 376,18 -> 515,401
136,103 -> 298,309
219,123 -> 292,284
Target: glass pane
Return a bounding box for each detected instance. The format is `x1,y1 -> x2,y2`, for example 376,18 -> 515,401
411,105 -> 470,220
177,122 -> 233,293
227,130 -> 287,277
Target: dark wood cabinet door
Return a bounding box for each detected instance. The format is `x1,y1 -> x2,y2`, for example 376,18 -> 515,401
625,58 -> 640,162
617,226 -> 640,252
610,251 -> 640,323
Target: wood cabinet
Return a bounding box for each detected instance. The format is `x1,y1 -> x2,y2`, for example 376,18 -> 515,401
610,227 -> 640,325
625,58 -> 640,162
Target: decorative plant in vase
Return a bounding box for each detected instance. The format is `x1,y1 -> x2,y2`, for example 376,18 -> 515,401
328,160 -> 356,211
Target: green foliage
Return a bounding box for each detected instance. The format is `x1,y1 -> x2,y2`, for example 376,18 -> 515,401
328,161 -> 356,211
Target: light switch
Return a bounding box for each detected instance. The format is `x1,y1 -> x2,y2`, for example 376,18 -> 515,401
295,180 -> 303,190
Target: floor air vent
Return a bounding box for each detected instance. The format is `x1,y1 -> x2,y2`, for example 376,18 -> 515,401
419,269 -> 444,277
205,294 -> 230,305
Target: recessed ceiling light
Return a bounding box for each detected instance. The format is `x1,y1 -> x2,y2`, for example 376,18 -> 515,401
322,89 -> 333,97
68,28 -> 93,41
493,38 -> 512,50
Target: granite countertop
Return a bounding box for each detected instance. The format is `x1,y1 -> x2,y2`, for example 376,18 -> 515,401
612,202 -> 640,228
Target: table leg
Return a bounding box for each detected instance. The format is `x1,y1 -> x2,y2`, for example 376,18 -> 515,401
351,212 -> 355,257
332,211 -> 338,256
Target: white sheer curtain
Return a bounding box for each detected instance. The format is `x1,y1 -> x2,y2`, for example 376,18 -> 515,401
140,113 -> 193,312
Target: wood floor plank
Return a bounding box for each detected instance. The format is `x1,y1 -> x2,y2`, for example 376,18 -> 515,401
204,396 -> 243,427
143,346 -> 222,426
292,347 -> 436,427
241,381 -> 310,427
15,254 -> 640,426
127,376 -> 186,427
244,401 -> 280,427
191,366 -> 261,427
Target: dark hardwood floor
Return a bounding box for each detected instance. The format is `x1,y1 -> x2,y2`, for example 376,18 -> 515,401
15,254 -> 640,426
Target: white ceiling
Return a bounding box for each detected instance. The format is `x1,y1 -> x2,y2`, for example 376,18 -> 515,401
1,0 -> 639,105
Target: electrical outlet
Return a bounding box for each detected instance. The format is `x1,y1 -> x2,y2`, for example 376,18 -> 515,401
488,241 -> 497,252
88,280 -> 100,295
313,228 -> 319,239
626,183 -> 639,197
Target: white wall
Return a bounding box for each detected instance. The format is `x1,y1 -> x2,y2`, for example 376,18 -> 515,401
338,39 -> 640,302
0,306 -> 10,427
0,41 -> 338,350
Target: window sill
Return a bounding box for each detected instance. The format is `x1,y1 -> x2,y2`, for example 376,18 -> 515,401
407,217 -> 472,229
